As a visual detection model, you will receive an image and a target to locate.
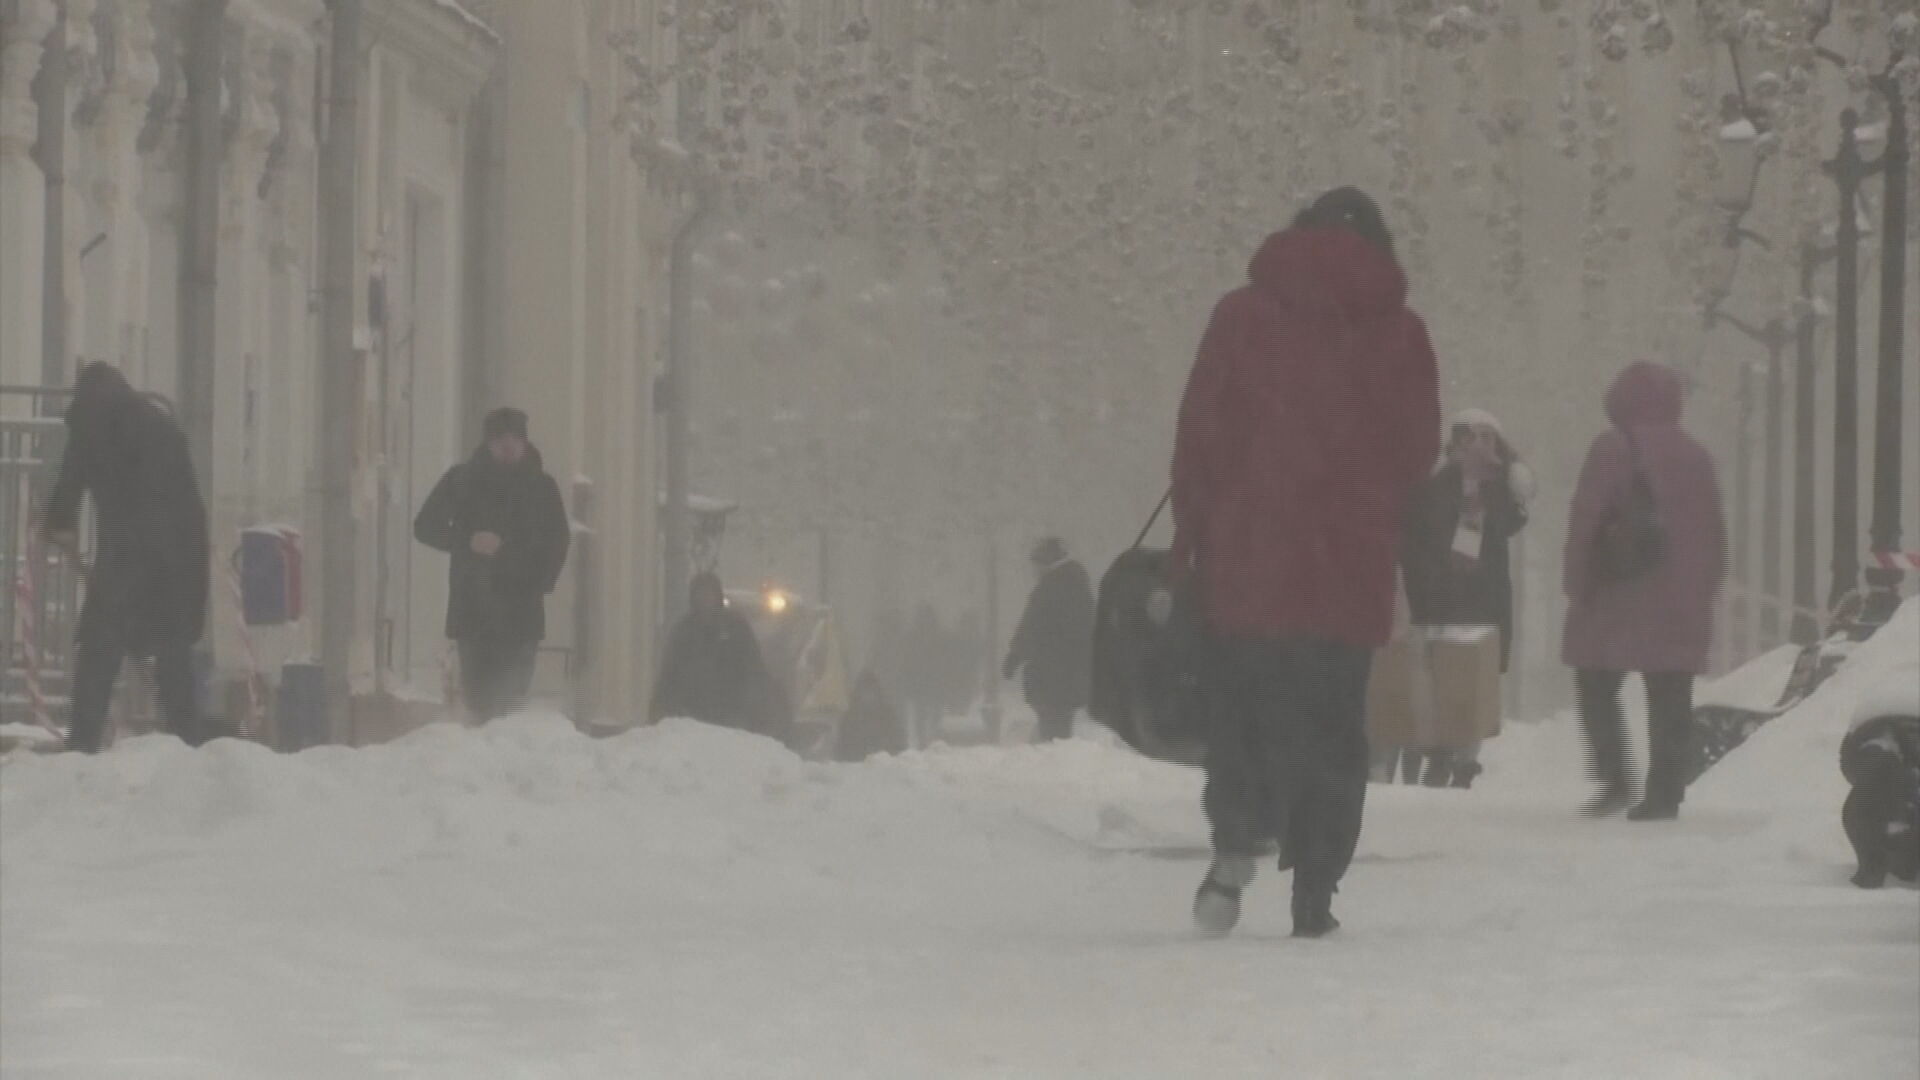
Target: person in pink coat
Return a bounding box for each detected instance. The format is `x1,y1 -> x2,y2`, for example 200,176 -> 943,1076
1562,361 -> 1727,820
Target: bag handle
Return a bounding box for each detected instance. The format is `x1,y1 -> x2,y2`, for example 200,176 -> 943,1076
1131,487 -> 1172,551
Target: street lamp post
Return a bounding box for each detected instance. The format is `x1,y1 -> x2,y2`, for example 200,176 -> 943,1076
1760,318 -> 1788,645
1792,250 -> 1821,644
1733,361 -> 1756,658
1864,73 -> 1909,615
1823,108 -> 1882,613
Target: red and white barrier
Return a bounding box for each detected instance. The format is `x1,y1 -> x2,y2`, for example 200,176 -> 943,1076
9,532 -> 57,734
1868,550 -> 1920,573
226,558 -> 263,738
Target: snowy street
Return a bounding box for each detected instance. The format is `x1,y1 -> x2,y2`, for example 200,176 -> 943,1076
4,606 -> 1918,1079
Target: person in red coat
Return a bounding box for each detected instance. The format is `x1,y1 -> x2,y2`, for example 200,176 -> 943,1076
1173,188 -> 1441,937
1562,360 -> 1727,820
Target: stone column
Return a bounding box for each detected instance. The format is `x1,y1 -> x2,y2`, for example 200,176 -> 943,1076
263,26 -> 317,511
215,20 -> 279,513
138,4 -> 189,397
0,0 -> 56,399
54,0 -> 97,378
83,1 -> 160,372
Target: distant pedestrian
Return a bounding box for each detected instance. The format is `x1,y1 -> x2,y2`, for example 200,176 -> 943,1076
1173,187 -> 1440,938
40,362 -> 211,752
651,572 -> 793,743
1392,408 -> 1534,788
1003,537 -> 1095,743
1562,361 -> 1727,820
414,407 -> 571,723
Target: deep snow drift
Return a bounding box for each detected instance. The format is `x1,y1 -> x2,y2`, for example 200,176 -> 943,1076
3,609 -> 1916,1078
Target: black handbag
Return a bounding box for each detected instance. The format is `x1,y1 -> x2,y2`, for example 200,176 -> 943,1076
1089,490 -> 1212,766
1590,430 -> 1665,590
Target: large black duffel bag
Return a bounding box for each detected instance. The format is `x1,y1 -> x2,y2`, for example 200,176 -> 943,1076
1088,545 -> 1212,766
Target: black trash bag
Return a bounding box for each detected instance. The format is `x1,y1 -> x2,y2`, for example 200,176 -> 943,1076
1089,547 -> 1213,766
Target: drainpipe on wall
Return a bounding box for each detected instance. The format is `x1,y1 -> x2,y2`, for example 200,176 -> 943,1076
31,0 -> 64,390
660,194 -> 708,633
317,0 -> 362,740
177,0 -> 225,481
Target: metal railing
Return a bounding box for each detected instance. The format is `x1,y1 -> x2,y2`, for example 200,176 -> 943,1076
1,385 -> 176,732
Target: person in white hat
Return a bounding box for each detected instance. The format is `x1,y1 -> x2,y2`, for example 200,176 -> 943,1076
1392,408 -> 1535,788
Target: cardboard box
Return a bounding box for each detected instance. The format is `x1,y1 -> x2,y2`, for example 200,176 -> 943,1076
1367,626 -> 1501,750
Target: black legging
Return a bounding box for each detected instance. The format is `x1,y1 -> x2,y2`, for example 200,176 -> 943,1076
1576,668 -> 1695,806
68,641 -> 205,753
458,638 -> 539,723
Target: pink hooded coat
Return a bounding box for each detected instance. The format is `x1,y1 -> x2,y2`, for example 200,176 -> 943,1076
1561,362 -> 1728,675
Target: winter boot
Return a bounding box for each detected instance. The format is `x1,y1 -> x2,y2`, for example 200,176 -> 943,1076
1449,761 -> 1483,790
1581,784 -> 1633,818
1193,855 -> 1257,938
1290,886 -> 1339,939
1421,757 -> 1453,787
1626,799 -> 1680,822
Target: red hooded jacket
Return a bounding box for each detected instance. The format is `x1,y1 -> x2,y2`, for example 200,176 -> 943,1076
1561,361 -> 1727,675
1170,227 -> 1441,647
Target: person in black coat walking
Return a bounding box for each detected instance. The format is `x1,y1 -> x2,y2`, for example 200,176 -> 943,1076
40,362 -> 211,752
1393,409 -> 1534,787
1003,537 -> 1095,743
651,572 -> 793,743
414,408 -> 570,722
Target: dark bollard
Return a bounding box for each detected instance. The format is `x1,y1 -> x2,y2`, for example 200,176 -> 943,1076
275,663 -> 328,752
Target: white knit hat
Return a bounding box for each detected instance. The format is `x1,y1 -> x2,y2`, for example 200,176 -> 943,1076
1451,407 -> 1504,436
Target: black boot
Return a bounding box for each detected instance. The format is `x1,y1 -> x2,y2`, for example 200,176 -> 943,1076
1290,886 -> 1339,939
1450,761 -> 1483,789
1421,756 -> 1452,788
1627,799 -> 1680,822
1629,776 -> 1682,822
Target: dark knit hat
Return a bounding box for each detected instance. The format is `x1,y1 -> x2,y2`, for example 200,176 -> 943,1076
483,407 -> 529,440
1292,186 -> 1396,258
1030,536 -> 1068,567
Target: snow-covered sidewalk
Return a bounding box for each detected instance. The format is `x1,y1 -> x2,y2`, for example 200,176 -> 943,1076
4,607 -> 1916,1078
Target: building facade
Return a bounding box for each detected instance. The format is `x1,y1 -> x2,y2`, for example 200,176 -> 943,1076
1,0 -> 684,734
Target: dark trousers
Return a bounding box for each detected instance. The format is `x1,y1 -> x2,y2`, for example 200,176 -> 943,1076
1204,636 -> 1372,895
68,641 -> 204,753
458,638 -> 538,723
1576,669 -> 1695,806
1033,706 -> 1076,743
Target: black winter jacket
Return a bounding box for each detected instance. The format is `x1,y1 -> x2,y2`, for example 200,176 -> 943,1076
1006,559 -> 1095,714
43,391 -> 209,651
651,607 -> 793,742
413,444 -> 570,643
1400,463 -> 1528,670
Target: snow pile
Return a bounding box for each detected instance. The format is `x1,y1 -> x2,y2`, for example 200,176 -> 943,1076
0,722 -> 62,755
1696,643 -> 1798,711
0,717 -> 1196,911
5,667 -> 1916,1076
